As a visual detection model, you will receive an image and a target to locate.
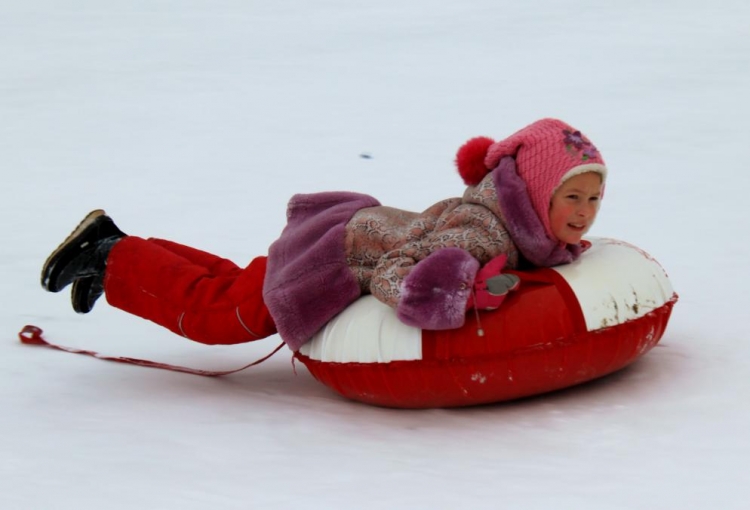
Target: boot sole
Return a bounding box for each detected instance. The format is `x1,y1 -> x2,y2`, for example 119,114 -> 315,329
41,209 -> 107,292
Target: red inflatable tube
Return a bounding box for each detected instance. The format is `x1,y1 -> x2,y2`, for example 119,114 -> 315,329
294,238 -> 678,408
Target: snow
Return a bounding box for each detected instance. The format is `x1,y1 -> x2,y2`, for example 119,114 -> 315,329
2,1 -> 749,508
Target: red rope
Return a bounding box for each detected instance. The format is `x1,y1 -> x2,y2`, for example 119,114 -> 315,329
18,325 -> 284,377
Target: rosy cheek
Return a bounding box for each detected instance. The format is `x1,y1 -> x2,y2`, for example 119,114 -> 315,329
550,207 -> 568,231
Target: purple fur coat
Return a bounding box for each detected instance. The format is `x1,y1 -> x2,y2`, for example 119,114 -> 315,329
263,157 -> 582,350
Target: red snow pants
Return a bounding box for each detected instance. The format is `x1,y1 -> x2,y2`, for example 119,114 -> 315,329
103,236 -> 277,345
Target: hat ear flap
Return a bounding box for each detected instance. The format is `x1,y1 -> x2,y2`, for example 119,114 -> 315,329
455,136 -> 495,185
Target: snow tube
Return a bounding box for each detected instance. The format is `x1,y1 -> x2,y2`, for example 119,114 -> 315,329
294,238 -> 678,408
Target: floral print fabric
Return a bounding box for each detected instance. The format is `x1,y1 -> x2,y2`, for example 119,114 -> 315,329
344,173 -> 518,308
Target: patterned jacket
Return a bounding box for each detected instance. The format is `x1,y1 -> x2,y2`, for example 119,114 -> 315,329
344,171 -> 518,309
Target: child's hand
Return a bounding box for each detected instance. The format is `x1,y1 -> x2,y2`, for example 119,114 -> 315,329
467,254 -> 520,310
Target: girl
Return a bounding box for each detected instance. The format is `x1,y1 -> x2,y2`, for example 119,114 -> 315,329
40,118 -> 606,351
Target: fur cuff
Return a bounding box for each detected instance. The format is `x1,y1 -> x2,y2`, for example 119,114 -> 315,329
396,248 -> 479,330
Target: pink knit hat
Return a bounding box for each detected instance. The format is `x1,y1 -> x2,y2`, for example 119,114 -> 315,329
456,118 -> 607,240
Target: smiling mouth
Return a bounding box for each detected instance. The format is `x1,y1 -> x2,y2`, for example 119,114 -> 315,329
568,223 -> 586,231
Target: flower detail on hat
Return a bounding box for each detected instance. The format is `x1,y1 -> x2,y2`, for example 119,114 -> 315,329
563,129 -> 586,149
582,144 -> 599,160
563,129 -> 599,161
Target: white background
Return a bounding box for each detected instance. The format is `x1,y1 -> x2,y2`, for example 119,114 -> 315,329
2,1 -> 749,508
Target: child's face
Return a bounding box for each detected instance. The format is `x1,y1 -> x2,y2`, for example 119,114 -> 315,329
549,172 -> 603,245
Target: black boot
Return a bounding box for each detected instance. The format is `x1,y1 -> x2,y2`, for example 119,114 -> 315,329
71,275 -> 105,314
41,210 -> 126,303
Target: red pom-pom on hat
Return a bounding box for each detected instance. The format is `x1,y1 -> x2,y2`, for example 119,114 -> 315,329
456,136 -> 495,185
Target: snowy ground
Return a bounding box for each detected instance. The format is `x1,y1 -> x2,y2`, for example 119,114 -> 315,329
2,1 -> 749,508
